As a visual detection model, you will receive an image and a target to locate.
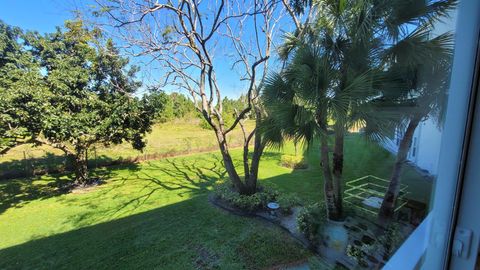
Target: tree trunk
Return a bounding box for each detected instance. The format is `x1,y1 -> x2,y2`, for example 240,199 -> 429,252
242,144 -> 250,184
379,116 -> 422,221
320,132 -> 342,221
332,124 -> 345,220
73,147 -> 89,186
215,131 -> 247,194
316,109 -> 342,221
245,122 -> 265,195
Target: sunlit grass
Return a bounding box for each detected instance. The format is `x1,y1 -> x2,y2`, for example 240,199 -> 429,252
0,119 -> 255,173
0,134 -> 430,269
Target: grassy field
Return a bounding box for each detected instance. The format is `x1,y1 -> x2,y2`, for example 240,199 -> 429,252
0,119 -> 255,177
0,134 -> 431,269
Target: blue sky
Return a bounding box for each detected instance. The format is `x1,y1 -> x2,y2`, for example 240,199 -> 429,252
0,1 -> 287,99
0,0 -> 79,33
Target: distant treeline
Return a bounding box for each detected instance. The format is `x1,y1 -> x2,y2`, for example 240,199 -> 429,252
146,91 -> 252,128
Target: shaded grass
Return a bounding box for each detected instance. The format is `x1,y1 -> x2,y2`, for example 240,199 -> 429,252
0,134 -> 431,269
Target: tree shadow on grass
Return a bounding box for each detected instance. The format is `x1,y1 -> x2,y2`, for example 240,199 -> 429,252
0,164 -> 123,215
58,154 -> 231,228
0,196 -> 312,270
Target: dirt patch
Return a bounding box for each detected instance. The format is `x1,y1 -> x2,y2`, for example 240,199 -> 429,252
64,178 -> 105,194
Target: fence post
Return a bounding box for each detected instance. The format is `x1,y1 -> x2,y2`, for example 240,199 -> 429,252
64,152 -> 68,172
94,146 -> 97,169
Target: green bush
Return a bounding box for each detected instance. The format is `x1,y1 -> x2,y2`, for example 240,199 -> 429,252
280,155 -> 308,169
346,244 -> 370,268
199,112 -> 235,130
377,223 -> 404,258
297,203 -> 327,244
277,193 -> 301,215
213,181 -> 279,212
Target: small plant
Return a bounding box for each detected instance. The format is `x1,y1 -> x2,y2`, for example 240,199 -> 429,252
346,244 -> 370,268
377,223 -> 403,259
280,155 -> 308,169
297,203 -> 326,245
277,193 -> 301,215
213,181 -> 278,212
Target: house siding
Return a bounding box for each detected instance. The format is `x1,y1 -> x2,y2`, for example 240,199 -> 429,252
381,119 -> 442,175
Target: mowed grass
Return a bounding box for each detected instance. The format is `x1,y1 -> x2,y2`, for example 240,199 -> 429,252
0,134 -> 431,269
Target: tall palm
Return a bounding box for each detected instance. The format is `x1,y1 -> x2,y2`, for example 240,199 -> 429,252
264,0 -> 386,221
262,44 -> 379,221
264,0 -> 456,221
376,26 -> 454,220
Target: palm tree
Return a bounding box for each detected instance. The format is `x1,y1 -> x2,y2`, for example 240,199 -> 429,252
264,0 -> 387,221
262,43 -> 380,221
376,26 -> 454,220
264,0 -> 456,221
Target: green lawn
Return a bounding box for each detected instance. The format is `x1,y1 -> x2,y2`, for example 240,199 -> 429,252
0,134 -> 431,269
0,119 -> 255,176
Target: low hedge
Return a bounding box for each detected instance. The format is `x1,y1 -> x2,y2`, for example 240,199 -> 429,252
280,155 -> 308,169
213,181 -> 279,212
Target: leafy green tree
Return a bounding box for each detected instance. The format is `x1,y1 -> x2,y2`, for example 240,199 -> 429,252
1,20 -> 155,185
262,43 -> 377,221
170,92 -> 194,119
0,21 -> 48,155
263,1 -> 382,221
143,89 -> 171,123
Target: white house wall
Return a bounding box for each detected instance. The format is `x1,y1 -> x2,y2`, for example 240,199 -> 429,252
380,118 -> 442,176
414,120 -> 442,175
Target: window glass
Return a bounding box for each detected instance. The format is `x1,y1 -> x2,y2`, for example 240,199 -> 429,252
0,1 -> 477,270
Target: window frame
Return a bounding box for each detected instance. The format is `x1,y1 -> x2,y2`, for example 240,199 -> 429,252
384,1 -> 480,269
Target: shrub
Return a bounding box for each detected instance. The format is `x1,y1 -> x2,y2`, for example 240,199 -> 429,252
213,181 -> 279,212
297,203 -> 327,245
376,223 -> 404,259
280,155 -> 308,169
277,193 -> 301,215
346,244 -> 370,268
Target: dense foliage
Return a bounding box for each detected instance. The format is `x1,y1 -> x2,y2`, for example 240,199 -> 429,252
276,193 -> 301,215
214,181 -> 279,212
280,155 -> 308,170
296,203 -> 327,245
0,20 -> 158,185
0,21 -> 47,155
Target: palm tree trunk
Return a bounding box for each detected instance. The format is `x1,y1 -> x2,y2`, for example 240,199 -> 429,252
320,132 -> 342,221
379,116 -> 421,221
332,124 -> 344,219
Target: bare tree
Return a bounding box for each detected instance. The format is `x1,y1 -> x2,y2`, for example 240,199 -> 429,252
94,0 -> 283,194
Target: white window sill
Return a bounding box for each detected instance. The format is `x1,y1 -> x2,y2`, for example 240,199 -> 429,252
383,213 -> 432,270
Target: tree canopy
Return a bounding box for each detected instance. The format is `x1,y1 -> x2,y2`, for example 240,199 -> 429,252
0,20 -> 158,185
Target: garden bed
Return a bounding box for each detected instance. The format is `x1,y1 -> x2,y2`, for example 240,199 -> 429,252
210,193 -> 415,270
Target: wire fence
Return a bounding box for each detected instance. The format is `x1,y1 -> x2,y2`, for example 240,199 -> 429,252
0,136 -> 247,180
